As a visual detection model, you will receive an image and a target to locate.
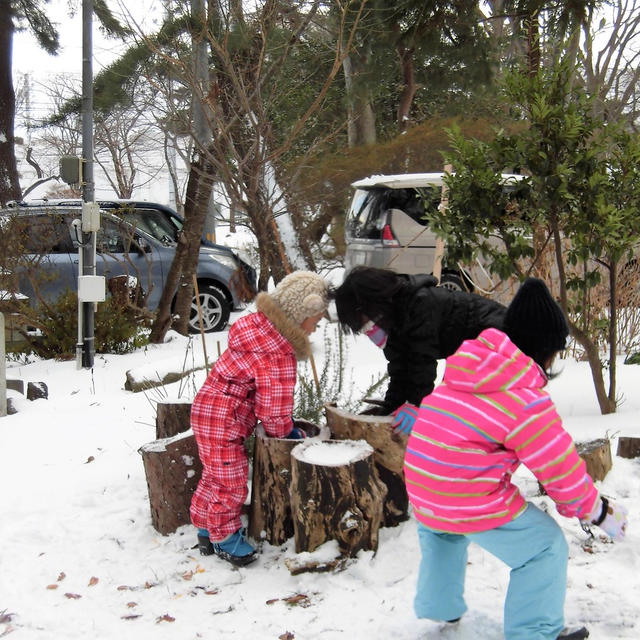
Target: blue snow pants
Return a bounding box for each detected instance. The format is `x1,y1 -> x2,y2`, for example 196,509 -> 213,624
414,503 -> 568,640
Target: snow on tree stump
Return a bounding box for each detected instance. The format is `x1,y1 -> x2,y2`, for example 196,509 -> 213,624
576,438 -> 612,482
139,430 -> 202,535
26,381 -> 48,401
156,400 -> 192,439
248,422 -> 327,546
324,403 -> 409,526
616,436 -> 640,459
289,439 -> 387,556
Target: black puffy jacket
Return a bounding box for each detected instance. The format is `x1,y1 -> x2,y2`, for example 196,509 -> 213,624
381,274 -> 506,413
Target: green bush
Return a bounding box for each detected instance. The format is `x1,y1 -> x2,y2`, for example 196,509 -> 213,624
8,290 -> 149,359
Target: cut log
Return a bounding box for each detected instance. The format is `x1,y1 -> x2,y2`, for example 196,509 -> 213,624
139,430 -> 202,535
247,421 -> 327,546
289,439 -> 387,556
26,381 -> 48,401
324,403 -> 409,526
284,554 -> 349,576
576,438 -> 612,482
616,436 -> 640,459
156,401 -> 192,439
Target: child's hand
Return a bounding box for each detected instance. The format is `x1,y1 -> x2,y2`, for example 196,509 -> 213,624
583,496 -> 628,541
286,426 -> 306,440
392,402 -> 418,435
596,500 -> 628,541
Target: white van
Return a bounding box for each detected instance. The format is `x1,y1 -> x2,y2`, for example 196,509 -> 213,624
344,172 -> 523,293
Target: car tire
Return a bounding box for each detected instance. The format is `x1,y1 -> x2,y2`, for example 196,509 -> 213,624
439,271 -> 471,293
189,284 -> 231,333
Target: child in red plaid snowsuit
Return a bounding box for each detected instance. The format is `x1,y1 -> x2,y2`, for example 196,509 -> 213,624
190,271 -> 328,565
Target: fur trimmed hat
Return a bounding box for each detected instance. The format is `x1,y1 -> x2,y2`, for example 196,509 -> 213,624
270,271 -> 329,326
504,278 -> 569,365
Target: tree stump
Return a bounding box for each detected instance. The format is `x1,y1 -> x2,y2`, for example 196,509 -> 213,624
139,430 -> 202,535
26,381 -> 48,401
616,436 -> 640,459
156,400 -> 192,439
324,403 -> 409,526
576,438 -> 612,482
289,439 -> 387,556
248,422 -> 327,546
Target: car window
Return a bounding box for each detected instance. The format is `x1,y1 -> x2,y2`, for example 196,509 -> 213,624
97,218 -> 127,253
347,189 -> 386,239
115,207 -> 179,245
387,187 -> 440,223
17,214 -> 76,254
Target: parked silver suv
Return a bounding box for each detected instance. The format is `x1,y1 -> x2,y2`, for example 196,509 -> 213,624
344,173 -> 522,291
0,200 -> 256,333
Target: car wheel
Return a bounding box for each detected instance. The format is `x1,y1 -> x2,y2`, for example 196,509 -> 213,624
189,284 -> 231,333
439,272 -> 470,292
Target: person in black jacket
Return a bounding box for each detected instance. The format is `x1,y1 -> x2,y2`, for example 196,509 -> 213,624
332,266 -> 506,415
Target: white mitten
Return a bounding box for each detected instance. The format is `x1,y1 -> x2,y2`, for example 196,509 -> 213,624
583,496 -> 627,541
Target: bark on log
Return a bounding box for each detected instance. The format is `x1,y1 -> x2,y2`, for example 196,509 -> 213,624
289,439 -> 387,556
139,430 -> 202,535
156,401 -> 192,439
324,403 -> 409,526
247,422 -> 327,546
576,438 -> 612,482
616,436 -> 640,459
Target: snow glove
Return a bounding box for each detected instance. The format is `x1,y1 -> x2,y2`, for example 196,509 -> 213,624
286,425 -> 306,439
293,418 -> 319,435
392,402 -> 419,435
583,496 -> 628,541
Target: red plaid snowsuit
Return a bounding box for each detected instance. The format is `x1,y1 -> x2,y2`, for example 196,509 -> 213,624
190,305 -> 301,541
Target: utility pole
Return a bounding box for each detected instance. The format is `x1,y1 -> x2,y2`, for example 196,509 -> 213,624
78,0 -> 100,368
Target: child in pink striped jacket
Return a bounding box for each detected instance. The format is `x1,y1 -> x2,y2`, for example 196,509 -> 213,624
395,278 -> 627,640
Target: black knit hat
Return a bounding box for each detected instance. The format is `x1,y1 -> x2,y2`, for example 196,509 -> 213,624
504,278 -> 569,365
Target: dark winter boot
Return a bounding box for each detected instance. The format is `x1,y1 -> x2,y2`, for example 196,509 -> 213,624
197,528 -> 215,556
203,528 -> 257,567
557,626 -> 589,639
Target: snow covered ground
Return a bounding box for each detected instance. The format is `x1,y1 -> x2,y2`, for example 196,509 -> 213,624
1,308 -> 639,639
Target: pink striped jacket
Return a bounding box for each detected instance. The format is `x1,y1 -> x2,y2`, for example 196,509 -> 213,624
403,327 -> 598,534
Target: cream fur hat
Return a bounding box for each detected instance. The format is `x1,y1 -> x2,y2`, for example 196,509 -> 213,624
270,271 -> 329,326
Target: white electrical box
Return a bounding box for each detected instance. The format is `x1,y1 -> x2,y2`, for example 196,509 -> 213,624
82,202 -> 101,232
78,275 -> 106,302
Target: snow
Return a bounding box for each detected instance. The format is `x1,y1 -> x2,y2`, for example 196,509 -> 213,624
1,311 -> 639,639
292,440 -> 373,466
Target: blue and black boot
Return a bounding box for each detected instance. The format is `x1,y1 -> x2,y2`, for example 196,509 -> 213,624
197,528 -> 257,567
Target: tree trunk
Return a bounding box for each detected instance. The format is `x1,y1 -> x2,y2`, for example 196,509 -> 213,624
616,437 -> 640,459
248,425 -> 299,546
324,403 -> 409,526
139,431 -> 202,535
148,156 -> 214,343
172,154 -> 216,335
576,438 -> 612,482
289,439 -> 387,556
396,44 -> 416,131
156,401 -> 192,439
0,14 -> 22,205
248,422 -> 326,545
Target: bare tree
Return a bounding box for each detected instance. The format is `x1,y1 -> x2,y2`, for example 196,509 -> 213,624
18,72 -> 168,199
581,0 -> 640,126
114,0 -> 366,342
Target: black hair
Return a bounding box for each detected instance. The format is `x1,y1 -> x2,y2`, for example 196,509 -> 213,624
330,266 -> 405,333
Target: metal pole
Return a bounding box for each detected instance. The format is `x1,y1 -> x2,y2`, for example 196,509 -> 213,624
81,0 -> 95,368
0,313 -> 7,417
